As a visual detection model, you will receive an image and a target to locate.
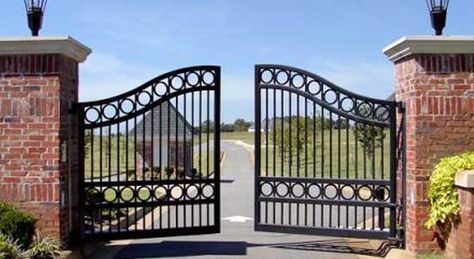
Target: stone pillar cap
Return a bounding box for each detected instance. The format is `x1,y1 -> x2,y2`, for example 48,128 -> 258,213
0,36 -> 91,63
383,35 -> 474,62
455,170 -> 474,189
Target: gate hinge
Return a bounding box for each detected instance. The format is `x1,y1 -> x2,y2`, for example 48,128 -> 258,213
396,102 -> 405,113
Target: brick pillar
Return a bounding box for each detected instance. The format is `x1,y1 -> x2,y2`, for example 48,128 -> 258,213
384,36 -> 474,254
0,37 -> 91,246
447,171 -> 474,259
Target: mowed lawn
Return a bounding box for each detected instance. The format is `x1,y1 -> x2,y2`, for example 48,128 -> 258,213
222,130 -> 391,180
84,136 -> 217,179
263,129 -> 391,180
221,131 -> 254,145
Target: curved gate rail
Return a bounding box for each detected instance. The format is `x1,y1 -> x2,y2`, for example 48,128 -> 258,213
254,64 -> 405,242
75,66 -> 221,241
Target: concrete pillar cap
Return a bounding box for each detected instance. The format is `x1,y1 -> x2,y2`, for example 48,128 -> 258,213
0,36 -> 91,63
383,35 -> 474,62
455,170 -> 474,189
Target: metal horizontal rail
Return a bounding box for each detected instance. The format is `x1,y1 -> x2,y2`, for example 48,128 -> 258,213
84,199 -> 216,209
258,197 -> 397,208
256,64 -> 395,106
258,176 -> 391,186
255,224 -> 391,240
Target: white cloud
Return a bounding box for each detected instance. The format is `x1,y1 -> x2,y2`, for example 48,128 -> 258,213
79,53 -> 157,101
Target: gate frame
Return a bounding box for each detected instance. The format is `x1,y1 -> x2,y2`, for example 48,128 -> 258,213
74,65 -> 221,241
254,64 -> 405,244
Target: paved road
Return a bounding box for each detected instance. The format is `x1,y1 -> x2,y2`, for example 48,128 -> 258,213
88,141 -> 360,259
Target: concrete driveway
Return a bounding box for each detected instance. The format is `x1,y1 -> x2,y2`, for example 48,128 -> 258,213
87,141 -> 372,259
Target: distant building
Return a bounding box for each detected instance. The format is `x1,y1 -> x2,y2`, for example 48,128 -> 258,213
130,101 -> 195,174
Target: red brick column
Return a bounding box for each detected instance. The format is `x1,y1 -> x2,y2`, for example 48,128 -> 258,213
0,37 -> 90,246
384,36 -> 474,254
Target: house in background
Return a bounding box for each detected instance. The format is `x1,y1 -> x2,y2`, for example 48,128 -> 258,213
130,101 -> 195,175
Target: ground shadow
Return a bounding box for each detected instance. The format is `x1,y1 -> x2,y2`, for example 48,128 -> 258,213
113,241 -> 247,258
92,239 -> 398,258
265,239 -> 398,257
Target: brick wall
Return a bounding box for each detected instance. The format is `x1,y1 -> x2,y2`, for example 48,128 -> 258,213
446,187 -> 474,258
394,54 -> 474,253
0,54 -> 80,245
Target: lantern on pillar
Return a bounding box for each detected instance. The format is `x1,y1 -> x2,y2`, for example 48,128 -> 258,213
24,0 -> 48,36
425,0 -> 449,36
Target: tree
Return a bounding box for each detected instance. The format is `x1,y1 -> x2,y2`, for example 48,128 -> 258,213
233,119 -> 251,132
272,116 -> 315,168
200,120 -> 214,132
353,124 -> 385,160
221,123 -> 234,132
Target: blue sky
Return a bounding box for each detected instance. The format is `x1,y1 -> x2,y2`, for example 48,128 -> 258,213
3,1 -> 474,123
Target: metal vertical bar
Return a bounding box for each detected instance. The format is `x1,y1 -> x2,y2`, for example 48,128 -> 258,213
191,91 -> 194,228
254,66 -> 261,229
214,67 -> 221,231
296,94 -> 300,226
99,126 -> 103,233
265,88 -> 269,224
142,112 -> 146,230
280,89 -> 284,225
304,96 -> 308,226
329,112 -> 333,227
288,91 -> 292,226
389,103 -> 397,237
198,87 -> 202,227
134,114 -> 138,231
206,89 -> 210,226
175,95 -> 179,228
76,105 -> 86,240
354,121 -> 358,229
159,102 -> 163,229
346,117 -> 349,229
273,88 -> 276,224
313,103 -> 316,227
151,95 -> 155,231
167,99 -> 171,229
117,123 -> 120,232
337,113 -> 341,228
125,121 -> 129,232
320,108 -> 325,227
183,90 -> 187,229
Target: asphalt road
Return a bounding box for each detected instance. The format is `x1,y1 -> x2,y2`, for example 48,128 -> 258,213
88,141 -> 360,259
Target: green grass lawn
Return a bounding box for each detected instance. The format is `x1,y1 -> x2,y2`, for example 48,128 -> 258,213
260,129 -> 391,179
84,135 -> 220,179
84,136 -> 135,179
221,131 -> 254,145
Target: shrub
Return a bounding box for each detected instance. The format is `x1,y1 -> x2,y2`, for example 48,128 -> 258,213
176,168 -> 186,179
425,151 -> 474,231
26,234 -> 62,259
0,203 -> 37,248
0,233 -> 25,259
164,167 -> 174,177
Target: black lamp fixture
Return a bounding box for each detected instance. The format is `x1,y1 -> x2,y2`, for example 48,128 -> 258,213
24,0 -> 48,36
426,0 -> 449,36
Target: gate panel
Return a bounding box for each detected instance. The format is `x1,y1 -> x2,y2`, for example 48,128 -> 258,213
76,66 -> 221,241
254,64 -> 404,241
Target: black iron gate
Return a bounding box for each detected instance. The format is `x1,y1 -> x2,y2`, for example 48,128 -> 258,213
76,66 -> 221,241
254,65 -> 405,242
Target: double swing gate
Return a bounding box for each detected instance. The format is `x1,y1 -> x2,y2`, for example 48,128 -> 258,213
254,65 -> 405,242
74,64 -> 405,244
76,66 -> 221,240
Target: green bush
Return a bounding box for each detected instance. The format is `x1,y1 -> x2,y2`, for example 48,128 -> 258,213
26,234 -> 62,259
0,233 -> 25,259
0,203 -> 37,248
426,151 -> 474,230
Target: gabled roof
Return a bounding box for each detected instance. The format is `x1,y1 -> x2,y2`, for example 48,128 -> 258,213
130,101 -> 194,139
